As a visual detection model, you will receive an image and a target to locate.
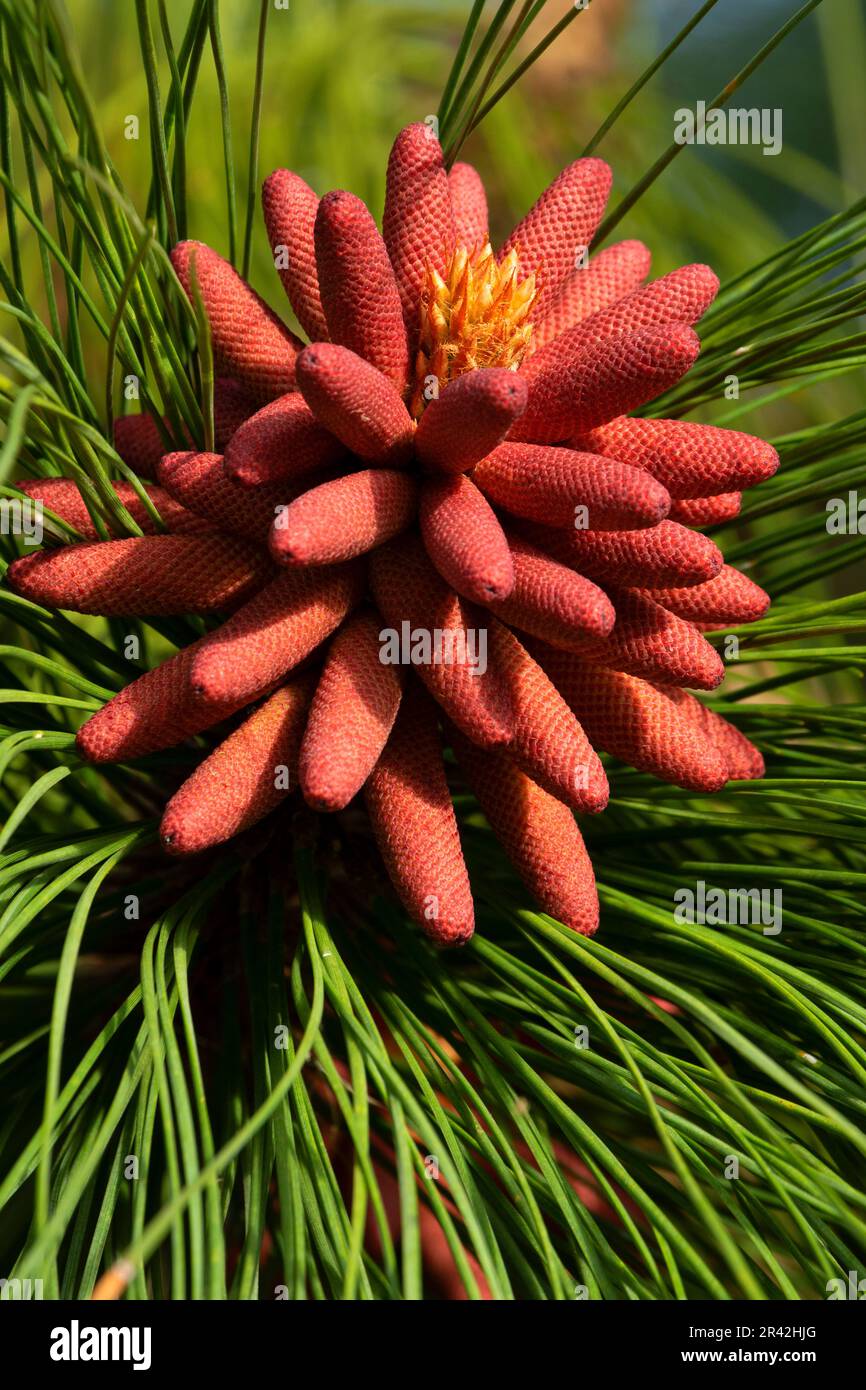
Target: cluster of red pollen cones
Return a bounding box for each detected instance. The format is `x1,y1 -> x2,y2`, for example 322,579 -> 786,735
8,122 -> 777,946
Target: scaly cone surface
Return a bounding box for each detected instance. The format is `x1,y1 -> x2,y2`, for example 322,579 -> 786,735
170,240 -> 303,402
419,473 -> 515,603
315,189 -> 410,391
365,682 -> 474,947
157,450 -> 295,542
8,534 -> 272,615
114,377 -> 256,476
160,674 -> 316,855
500,157 -> 613,313
452,729 -> 599,936
448,161 -> 489,249
533,240 -> 651,350
188,562 -> 365,707
261,168 -> 329,342
300,608 -> 403,811
670,493 -> 742,527
224,391 -> 345,487
8,122 -> 776,946
271,470 -> 418,566
17,477 -> 210,538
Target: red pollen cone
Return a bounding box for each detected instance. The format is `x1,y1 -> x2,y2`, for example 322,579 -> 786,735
383,123 -> 456,335
189,561 -> 365,707
575,416 -> 779,500
420,473 -> 515,603
157,451 -> 291,543
472,442 -> 671,531
414,368 -> 528,474
546,661 -> 730,793
528,265 -> 718,385
511,323 -> 701,443
530,590 -> 726,691
171,240 -> 303,403
500,158 -> 612,312
160,673 -> 316,855
270,469 -> 418,566
76,634 -> 254,764
299,608 -> 403,811
213,377 -> 258,444
365,682 -> 474,947
8,534 -> 271,616
669,493 -> 742,527
639,564 -> 770,626
539,519 -> 724,589
487,532 -> 615,644
113,413 -> 169,478
489,621 -> 608,813
448,162 -> 489,250
369,533 -> 514,748
113,378 -> 256,477
533,240 -> 652,351
261,168 -> 329,342
315,190 -> 410,392
16,477 -> 209,539
295,344 -> 415,464
223,391 -> 345,487
700,705 -> 765,781
451,730 -> 599,936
